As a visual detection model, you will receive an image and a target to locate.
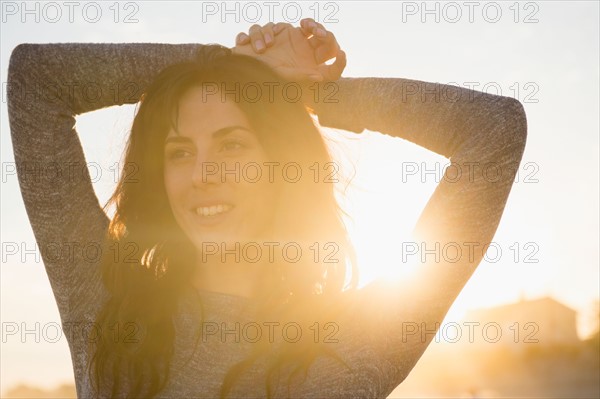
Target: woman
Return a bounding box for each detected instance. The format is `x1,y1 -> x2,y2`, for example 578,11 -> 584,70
7,19 -> 527,398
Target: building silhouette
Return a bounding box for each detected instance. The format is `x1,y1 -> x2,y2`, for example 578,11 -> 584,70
462,296 -> 579,348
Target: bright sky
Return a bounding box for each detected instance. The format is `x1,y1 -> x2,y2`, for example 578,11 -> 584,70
1,0 -> 598,392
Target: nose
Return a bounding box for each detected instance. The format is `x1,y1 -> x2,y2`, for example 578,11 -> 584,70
191,152 -> 221,188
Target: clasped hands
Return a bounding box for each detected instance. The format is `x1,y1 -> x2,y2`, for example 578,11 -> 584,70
231,18 -> 346,84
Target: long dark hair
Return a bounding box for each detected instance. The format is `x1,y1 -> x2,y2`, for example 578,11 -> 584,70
87,45 -> 358,398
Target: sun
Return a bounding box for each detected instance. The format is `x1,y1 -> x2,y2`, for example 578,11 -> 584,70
322,127 -> 442,288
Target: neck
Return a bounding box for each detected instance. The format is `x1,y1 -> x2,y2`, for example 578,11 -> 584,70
192,252 -> 277,299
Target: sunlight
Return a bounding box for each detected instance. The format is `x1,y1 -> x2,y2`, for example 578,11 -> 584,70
350,225 -> 421,287
321,127 -> 442,288
3,3 -> 599,397
324,127 -> 535,324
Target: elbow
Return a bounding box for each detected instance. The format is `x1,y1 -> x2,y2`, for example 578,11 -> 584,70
8,44 -> 37,78
503,97 -> 528,152
493,96 -> 528,164
7,44 -> 38,106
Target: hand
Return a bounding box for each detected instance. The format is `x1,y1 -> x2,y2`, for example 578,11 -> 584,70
298,18 -> 346,82
234,22 -> 289,53
232,19 -> 346,83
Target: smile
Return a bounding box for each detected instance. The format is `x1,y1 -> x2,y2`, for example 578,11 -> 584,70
195,204 -> 233,217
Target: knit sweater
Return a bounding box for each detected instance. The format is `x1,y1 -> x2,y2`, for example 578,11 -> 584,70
7,43 -> 527,398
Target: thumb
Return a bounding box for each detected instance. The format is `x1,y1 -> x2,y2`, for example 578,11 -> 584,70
318,49 -> 346,81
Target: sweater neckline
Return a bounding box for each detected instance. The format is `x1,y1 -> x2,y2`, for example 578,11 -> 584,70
195,287 -> 255,303
185,285 -> 262,314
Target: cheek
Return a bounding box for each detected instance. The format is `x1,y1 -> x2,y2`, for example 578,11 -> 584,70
163,169 -> 185,209
250,180 -> 280,213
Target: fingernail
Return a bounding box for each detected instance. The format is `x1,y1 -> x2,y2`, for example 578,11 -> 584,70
255,40 -> 265,51
315,28 -> 326,38
273,24 -> 283,33
264,34 -> 273,45
309,74 -> 323,81
237,33 -> 249,44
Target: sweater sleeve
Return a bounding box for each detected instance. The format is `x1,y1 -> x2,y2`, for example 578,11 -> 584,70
6,43 -> 209,319
314,77 -> 528,395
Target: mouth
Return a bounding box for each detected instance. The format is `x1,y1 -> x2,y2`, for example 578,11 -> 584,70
193,204 -> 234,217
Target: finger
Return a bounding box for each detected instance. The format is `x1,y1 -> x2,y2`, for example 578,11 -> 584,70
262,22 -> 275,47
302,20 -> 327,39
273,22 -> 292,35
319,49 -> 346,81
313,31 -> 340,64
312,25 -> 327,39
306,35 -> 321,50
236,32 -> 250,45
332,49 -> 347,76
306,21 -> 337,54
249,24 -> 266,53
299,18 -> 318,37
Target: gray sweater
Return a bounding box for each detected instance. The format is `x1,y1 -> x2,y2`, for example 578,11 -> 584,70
7,43 -> 527,398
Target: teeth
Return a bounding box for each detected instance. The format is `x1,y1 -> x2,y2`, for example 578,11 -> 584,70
195,204 -> 232,217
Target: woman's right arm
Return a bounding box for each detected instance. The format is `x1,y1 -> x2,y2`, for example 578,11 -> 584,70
7,43 -> 209,318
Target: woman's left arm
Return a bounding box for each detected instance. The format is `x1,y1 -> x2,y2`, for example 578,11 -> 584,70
311,63 -> 528,398
321,76 -> 527,394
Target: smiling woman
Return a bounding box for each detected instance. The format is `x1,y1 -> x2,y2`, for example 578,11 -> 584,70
163,88 -> 278,248
6,18 -> 527,399
85,42 -> 356,397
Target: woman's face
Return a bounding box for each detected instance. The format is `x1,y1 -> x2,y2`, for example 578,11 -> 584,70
163,87 -> 278,251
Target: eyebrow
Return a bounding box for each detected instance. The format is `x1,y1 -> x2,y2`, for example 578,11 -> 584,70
164,125 -> 254,146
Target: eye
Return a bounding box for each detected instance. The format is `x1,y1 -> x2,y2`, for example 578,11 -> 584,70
220,139 -> 247,152
166,148 -> 194,160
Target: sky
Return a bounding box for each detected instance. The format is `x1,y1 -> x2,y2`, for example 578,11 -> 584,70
1,0 -> 599,392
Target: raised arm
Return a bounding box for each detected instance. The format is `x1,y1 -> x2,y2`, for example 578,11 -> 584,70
314,78 -> 527,394
230,21 -> 527,394
6,43 -> 210,319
